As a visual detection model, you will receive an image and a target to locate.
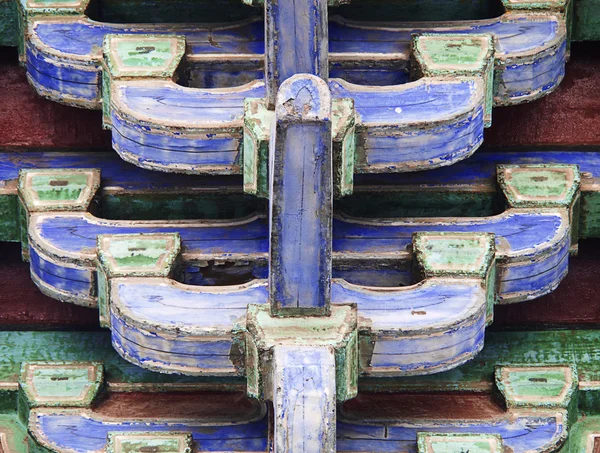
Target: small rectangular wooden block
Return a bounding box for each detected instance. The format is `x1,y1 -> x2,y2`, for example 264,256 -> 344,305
418,433 -> 503,453
107,432 -> 193,453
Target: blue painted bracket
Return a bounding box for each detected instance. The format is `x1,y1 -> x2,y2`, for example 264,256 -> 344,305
96,229 -> 493,377
24,402 -> 567,453
19,0 -> 567,108
17,165 -> 579,307
20,363 -> 572,453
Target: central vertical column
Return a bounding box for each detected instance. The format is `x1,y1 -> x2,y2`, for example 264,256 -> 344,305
265,0 -> 329,108
269,74 -> 333,316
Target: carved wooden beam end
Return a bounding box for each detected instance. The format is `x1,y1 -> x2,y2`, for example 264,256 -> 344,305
243,96 -> 355,199
269,74 -> 333,316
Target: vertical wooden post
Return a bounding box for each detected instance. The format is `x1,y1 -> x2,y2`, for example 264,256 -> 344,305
265,0 -> 329,108
272,345 -> 337,453
269,74 -> 333,316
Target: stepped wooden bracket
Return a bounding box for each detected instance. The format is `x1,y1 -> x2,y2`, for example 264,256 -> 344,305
15,164 -> 580,309
17,0 -> 569,183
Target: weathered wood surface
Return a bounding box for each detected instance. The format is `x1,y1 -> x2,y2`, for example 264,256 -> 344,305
1,0 -> 598,44
0,329 -> 597,393
271,347 -> 336,452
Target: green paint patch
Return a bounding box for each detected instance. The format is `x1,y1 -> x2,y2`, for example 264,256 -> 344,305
21,362 -> 103,407
495,366 -> 575,410
28,0 -> 83,4
108,432 -> 193,453
413,232 -> 495,278
0,414 -> 29,453
97,233 -> 180,277
30,173 -> 88,202
0,195 -> 19,242
498,165 -> 580,208
419,38 -> 488,67
31,367 -> 92,398
104,34 -> 185,79
108,238 -> 173,268
509,169 -> 569,198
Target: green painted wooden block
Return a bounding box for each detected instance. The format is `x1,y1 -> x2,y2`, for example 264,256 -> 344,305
413,232 -> 495,279
18,362 -> 103,425
413,232 -> 497,323
107,432 -> 193,453
498,164 -> 581,250
19,362 -> 103,407
332,98 -> 356,198
495,365 -> 576,410
18,168 -> 100,213
418,433 -> 503,453
0,0 -> 18,47
243,99 -> 273,198
102,34 -> 186,128
96,233 -> 181,327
